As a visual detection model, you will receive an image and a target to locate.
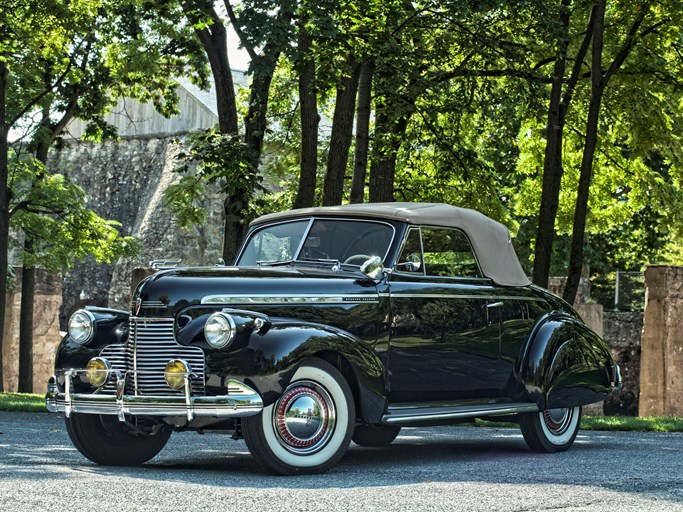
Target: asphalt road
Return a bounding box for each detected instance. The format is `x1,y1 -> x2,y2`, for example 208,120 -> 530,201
1,411 -> 682,512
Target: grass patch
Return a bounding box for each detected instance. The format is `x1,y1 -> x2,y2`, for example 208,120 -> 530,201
474,416 -> 683,432
580,415 -> 683,432
0,392 -> 46,412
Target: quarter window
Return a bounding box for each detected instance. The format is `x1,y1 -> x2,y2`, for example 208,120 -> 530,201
421,227 -> 482,278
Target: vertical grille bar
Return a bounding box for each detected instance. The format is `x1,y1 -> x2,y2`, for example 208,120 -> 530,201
99,317 -> 206,396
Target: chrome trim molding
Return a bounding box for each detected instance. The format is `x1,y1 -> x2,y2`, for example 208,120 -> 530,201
382,402 -> 539,425
46,374 -> 263,421
202,294 -> 379,305
379,293 -> 545,302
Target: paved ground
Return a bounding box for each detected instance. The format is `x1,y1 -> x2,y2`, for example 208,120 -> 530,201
1,411 -> 682,511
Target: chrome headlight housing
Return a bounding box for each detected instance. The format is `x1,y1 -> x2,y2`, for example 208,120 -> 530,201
68,309 -> 95,345
204,312 -> 236,348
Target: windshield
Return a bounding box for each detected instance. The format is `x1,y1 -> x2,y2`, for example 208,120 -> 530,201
237,218 -> 394,267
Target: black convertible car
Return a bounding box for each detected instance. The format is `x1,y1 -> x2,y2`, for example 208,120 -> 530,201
47,203 -> 620,474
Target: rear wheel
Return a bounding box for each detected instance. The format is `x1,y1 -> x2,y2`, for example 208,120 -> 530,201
352,424 -> 401,447
519,406 -> 581,453
66,414 -> 171,465
242,358 -> 355,475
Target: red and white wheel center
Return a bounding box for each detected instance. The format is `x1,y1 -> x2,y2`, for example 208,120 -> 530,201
274,383 -> 333,452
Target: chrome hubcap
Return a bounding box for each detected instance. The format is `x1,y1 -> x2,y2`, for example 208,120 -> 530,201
543,408 -> 573,436
273,381 -> 336,454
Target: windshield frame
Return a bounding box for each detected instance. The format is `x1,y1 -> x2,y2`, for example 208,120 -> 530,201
235,217 -> 397,267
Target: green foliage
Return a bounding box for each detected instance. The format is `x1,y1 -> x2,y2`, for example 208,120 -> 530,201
0,392 -> 46,412
473,416 -> 683,432
1,0 -> 206,274
9,159 -> 139,272
164,127 -> 265,227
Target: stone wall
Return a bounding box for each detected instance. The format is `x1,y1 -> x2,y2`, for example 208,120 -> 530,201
49,135 -> 224,323
639,266 -> 683,416
2,268 -> 62,393
602,311 -> 642,416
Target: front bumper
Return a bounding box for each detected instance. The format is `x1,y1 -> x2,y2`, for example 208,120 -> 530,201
45,371 -> 263,423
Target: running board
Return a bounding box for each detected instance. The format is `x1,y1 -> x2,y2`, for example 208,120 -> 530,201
382,402 -> 539,425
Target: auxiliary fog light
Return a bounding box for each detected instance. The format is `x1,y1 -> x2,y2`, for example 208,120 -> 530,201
164,359 -> 191,390
85,357 -> 111,388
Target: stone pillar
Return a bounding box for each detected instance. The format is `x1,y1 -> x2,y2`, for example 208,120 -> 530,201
639,265 -> 683,416
2,268 -> 62,393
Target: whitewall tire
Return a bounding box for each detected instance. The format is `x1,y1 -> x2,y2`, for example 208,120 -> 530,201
242,358 -> 355,475
520,406 -> 582,453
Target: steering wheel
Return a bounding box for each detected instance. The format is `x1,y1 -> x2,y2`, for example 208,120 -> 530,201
343,254 -> 371,265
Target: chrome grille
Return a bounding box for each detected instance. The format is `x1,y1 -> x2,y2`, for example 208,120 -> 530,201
100,317 -> 205,396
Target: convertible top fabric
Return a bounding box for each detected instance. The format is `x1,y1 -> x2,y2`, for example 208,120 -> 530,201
251,203 -> 531,287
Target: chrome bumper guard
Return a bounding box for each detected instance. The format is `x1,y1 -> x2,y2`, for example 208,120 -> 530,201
45,371 -> 263,423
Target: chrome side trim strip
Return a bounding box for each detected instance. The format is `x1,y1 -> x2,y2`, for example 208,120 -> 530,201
46,377 -> 263,420
379,293 -> 545,302
382,402 -> 539,424
202,294 -> 379,305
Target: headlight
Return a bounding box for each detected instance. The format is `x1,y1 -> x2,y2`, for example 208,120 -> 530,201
68,310 -> 95,345
204,312 -> 236,348
85,357 -> 111,388
165,359 -> 191,390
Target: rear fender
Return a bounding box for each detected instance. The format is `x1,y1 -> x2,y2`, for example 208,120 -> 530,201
520,313 -> 616,410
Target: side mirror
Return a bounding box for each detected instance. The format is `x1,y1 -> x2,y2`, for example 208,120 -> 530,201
395,253 -> 422,272
360,256 -> 384,280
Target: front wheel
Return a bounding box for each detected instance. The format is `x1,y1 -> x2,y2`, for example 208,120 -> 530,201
519,406 -> 582,453
66,414 -> 171,465
242,358 -> 355,475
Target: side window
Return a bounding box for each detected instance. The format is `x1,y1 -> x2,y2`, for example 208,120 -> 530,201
395,228 -> 424,274
421,227 -> 482,278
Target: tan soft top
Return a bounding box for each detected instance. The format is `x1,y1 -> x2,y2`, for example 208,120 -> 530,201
251,202 -> 531,287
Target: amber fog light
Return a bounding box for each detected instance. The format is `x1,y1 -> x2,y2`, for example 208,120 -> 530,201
85,357 -> 111,388
164,359 -> 191,390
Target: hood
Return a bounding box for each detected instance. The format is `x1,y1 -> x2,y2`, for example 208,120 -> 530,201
132,265 -> 376,316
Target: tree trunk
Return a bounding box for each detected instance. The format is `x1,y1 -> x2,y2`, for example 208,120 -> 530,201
350,59 -> 375,203
191,7 -> 238,134
563,0 -> 649,304
322,55 -> 361,206
293,19 -> 319,210
368,109 -> 410,203
532,0 -> 573,289
221,194 -> 245,264
563,0 -> 605,304
17,107 -> 55,392
350,60 -> 374,204
0,62 -> 9,392
17,260 -> 34,392
185,3 -> 242,262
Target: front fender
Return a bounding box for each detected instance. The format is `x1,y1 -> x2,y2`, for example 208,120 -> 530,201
520,313 -> 616,410
54,307 -> 129,392
205,321 -> 388,424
